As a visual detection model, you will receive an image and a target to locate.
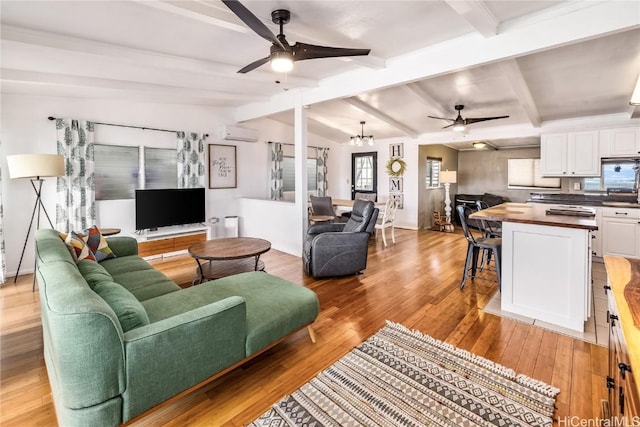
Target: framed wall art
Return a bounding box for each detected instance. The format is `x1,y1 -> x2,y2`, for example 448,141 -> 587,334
208,144 -> 237,189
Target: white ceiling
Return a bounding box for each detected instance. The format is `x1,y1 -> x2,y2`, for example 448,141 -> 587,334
2,1 -> 639,149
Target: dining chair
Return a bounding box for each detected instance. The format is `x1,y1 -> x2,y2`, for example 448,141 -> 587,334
456,205 -> 502,291
375,199 -> 398,247
475,200 -> 502,238
309,195 -> 336,223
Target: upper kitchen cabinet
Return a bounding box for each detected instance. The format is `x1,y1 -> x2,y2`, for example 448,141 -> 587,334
600,127 -> 640,158
540,131 -> 600,177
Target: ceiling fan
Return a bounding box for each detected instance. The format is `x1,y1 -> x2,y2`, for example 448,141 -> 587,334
222,0 -> 371,74
428,105 -> 509,132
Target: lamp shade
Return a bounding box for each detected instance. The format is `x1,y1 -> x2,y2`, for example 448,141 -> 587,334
7,154 -> 65,179
440,170 -> 457,184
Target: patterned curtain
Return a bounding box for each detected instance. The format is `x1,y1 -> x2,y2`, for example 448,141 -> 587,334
56,119 -> 96,233
177,131 -> 206,188
270,142 -> 284,200
316,147 -> 329,196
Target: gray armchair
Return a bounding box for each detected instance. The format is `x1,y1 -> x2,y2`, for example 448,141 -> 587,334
303,199 -> 379,278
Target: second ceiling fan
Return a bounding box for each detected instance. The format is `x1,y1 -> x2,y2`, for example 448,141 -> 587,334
222,0 -> 371,74
428,105 -> 509,132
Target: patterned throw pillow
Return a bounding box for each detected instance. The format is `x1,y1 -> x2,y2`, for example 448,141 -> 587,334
64,231 -> 97,262
83,226 -> 116,262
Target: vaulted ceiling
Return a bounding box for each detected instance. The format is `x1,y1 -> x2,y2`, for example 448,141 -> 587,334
2,1 -> 639,150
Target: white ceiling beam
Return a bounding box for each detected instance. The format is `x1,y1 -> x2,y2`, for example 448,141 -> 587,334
132,0 -> 250,34
307,114 -> 353,139
500,59 -> 541,128
343,97 -> 419,138
1,25 -> 317,88
1,68 -> 267,102
403,83 -> 450,118
235,0 -> 640,121
444,0 -> 499,37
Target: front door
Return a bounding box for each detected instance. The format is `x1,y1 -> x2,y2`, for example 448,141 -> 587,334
351,152 -> 377,200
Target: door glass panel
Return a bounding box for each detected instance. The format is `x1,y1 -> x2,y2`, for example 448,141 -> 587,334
351,152 -> 377,198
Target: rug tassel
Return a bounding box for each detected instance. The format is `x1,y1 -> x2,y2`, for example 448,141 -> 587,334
516,374 -> 561,397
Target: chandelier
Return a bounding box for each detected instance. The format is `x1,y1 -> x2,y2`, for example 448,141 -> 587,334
349,121 -> 375,146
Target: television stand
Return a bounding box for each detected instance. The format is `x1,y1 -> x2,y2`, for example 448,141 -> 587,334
134,224 -> 211,258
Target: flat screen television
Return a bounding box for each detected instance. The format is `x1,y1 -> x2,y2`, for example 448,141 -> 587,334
135,188 -> 205,231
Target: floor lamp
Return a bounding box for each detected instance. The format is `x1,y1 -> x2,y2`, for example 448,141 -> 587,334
440,170 -> 457,224
7,154 -> 65,289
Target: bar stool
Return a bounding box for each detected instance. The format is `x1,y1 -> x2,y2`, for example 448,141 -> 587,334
456,205 -> 502,291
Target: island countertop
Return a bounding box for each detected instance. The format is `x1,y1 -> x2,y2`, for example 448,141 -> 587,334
469,202 -> 598,231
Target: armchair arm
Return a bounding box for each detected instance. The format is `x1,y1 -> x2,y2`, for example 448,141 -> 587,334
310,231 -> 371,278
106,237 -> 139,257
122,296 -> 247,420
307,222 -> 345,235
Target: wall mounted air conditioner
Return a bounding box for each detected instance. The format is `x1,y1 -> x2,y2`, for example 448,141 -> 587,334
220,125 -> 258,142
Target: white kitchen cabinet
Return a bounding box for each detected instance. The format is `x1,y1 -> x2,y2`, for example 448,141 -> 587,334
600,127 -> 640,158
540,131 -> 599,177
602,207 -> 640,259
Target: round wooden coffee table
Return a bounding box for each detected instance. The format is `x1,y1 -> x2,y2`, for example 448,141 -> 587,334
188,237 -> 271,284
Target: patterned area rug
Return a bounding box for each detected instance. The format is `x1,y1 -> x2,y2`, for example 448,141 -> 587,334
250,321 -> 559,427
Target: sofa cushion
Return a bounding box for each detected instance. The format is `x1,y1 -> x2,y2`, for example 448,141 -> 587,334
93,281 -> 150,332
65,231 -> 97,262
142,271 -> 319,356
482,193 -> 504,207
83,226 -> 116,262
36,229 -> 77,266
101,256 -> 180,301
77,260 -> 113,290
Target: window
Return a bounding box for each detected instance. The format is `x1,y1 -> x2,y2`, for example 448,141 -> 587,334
584,159 -> 638,191
94,144 -> 139,200
282,156 -> 318,192
144,147 -> 177,189
425,157 -> 441,188
507,158 -> 561,189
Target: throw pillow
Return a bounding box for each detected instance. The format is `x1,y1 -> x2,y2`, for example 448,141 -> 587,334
83,226 -> 116,262
64,231 -> 96,262
59,232 -> 78,262
93,281 -> 150,332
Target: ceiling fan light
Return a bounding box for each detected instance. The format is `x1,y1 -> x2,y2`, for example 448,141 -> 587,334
271,51 -> 293,73
452,123 -> 465,132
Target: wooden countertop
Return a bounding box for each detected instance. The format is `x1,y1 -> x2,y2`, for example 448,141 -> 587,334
604,255 -> 640,399
469,202 -> 598,230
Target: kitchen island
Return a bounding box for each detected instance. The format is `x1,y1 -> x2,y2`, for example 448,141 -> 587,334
470,203 -> 598,332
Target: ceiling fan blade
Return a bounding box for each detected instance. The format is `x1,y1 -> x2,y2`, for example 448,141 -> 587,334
427,115 -> 455,122
222,0 -> 285,50
464,115 -> 509,125
292,42 -> 370,61
442,123 -> 455,129
237,56 -> 271,74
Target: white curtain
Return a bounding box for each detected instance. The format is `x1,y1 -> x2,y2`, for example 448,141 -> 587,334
177,131 -> 206,188
270,142 -> 284,200
316,147 -> 329,196
56,119 -> 96,232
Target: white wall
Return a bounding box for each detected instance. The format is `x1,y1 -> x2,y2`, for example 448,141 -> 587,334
1,94 -> 235,277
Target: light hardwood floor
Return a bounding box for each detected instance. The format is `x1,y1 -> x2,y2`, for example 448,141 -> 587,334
0,228 -> 608,426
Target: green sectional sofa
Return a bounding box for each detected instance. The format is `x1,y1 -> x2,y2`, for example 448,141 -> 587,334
35,229 -> 319,426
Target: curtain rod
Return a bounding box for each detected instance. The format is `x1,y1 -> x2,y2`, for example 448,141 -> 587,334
47,116 -> 209,137
268,141 -> 329,150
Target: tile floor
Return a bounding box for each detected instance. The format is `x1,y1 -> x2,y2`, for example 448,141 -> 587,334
482,259 -> 609,347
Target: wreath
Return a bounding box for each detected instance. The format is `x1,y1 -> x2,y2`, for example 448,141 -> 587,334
386,158 -> 407,176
